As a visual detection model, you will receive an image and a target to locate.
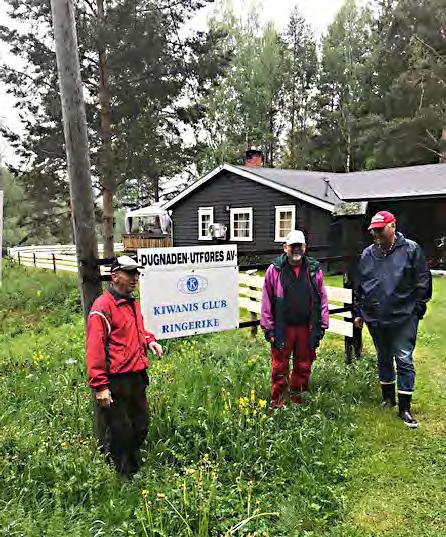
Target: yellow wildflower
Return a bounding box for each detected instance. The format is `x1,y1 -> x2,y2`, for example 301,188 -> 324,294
239,396 -> 249,408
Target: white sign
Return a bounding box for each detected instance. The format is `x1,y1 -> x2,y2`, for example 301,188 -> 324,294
138,245 -> 239,339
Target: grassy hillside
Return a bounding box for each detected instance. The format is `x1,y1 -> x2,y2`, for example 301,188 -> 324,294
0,262 -> 444,536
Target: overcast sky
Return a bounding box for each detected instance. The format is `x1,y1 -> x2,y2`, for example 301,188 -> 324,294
192,0 -> 355,35
0,0 -> 363,163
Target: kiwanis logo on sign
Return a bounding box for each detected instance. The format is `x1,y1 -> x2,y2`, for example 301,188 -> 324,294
138,245 -> 238,339
177,275 -> 208,295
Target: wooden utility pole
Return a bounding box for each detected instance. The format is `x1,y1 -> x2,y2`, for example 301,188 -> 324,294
440,126 -> 446,163
50,0 -> 102,318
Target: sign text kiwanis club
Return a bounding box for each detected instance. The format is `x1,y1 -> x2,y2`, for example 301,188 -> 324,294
138,246 -> 239,339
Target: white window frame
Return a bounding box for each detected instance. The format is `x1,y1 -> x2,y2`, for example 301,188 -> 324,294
275,205 -> 296,242
230,207 -> 253,242
198,207 -> 214,240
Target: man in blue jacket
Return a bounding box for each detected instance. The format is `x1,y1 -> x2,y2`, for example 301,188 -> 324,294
354,211 -> 432,428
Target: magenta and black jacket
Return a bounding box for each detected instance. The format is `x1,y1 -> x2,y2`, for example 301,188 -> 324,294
261,255 -> 329,350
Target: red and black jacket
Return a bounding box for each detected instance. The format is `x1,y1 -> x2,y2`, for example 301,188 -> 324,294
86,287 -> 156,391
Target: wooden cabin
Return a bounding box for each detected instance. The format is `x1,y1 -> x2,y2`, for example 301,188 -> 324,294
129,160 -> 446,266
163,164 -> 342,259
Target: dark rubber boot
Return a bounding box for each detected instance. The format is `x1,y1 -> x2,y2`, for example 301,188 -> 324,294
398,393 -> 418,428
380,383 -> 396,407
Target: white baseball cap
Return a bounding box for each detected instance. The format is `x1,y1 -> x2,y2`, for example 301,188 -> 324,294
285,230 -> 306,245
111,255 -> 144,272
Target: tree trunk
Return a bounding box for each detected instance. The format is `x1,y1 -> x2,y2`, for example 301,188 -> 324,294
97,0 -> 114,258
50,0 -> 102,319
346,129 -> 351,173
439,126 -> 446,163
153,176 -> 159,203
269,106 -> 274,167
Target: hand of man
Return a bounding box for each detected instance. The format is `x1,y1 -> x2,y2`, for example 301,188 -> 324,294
354,317 -> 363,329
149,341 -> 163,360
264,329 -> 275,344
414,302 -> 427,319
96,387 -> 113,408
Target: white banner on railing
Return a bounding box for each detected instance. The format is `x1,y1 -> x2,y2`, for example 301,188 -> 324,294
138,245 -> 239,339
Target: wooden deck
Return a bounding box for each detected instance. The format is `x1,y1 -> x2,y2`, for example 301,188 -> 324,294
122,234 -> 172,251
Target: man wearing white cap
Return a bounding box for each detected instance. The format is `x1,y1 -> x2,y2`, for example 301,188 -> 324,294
261,230 -> 329,408
86,256 -> 163,477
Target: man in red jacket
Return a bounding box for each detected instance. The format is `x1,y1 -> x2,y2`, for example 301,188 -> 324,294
86,255 -> 163,477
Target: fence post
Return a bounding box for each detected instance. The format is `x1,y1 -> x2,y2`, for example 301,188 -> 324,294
343,271 -> 353,364
249,279 -> 258,337
33,252 -> 36,267
52,253 -> 57,272
18,252 -> 21,266
353,321 -> 363,360
343,266 -> 362,364
250,311 -> 258,337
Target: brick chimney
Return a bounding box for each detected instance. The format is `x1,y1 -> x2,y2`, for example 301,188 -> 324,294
245,147 -> 264,167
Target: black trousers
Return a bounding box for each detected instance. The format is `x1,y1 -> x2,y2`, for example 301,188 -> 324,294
94,371 -> 150,476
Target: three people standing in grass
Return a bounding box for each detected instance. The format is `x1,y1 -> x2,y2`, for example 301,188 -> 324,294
86,213 -> 431,480
261,230 -> 329,408
354,211 -> 432,428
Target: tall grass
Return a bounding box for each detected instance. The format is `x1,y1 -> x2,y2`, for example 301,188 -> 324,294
0,263 -> 378,536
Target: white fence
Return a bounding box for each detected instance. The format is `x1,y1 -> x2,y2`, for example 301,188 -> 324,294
7,244 -> 355,340
8,244 -> 123,275
239,272 -> 354,338
8,243 -> 123,256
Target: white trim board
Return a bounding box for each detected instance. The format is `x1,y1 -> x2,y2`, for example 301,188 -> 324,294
163,164 -> 335,213
198,206 -> 214,241
230,207 -> 253,242
275,205 -> 296,242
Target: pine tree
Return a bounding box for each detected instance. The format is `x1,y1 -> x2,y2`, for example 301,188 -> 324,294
198,7 -> 287,170
312,0 -> 373,172
281,8 -> 318,169
365,0 -> 446,167
0,0 -> 227,248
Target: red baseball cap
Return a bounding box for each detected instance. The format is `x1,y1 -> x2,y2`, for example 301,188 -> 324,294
368,211 -> 396,230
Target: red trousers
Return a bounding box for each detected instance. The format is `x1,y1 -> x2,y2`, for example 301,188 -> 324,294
271,325 -> 315,407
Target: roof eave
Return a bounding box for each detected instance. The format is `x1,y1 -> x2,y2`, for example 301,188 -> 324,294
165,163 -> 336,212
339,192 -> 446,202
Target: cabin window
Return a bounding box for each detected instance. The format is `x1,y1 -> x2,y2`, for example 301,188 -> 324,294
275,205 -> 296,241
198,207 -> 214,240
230,208 -> 253,241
